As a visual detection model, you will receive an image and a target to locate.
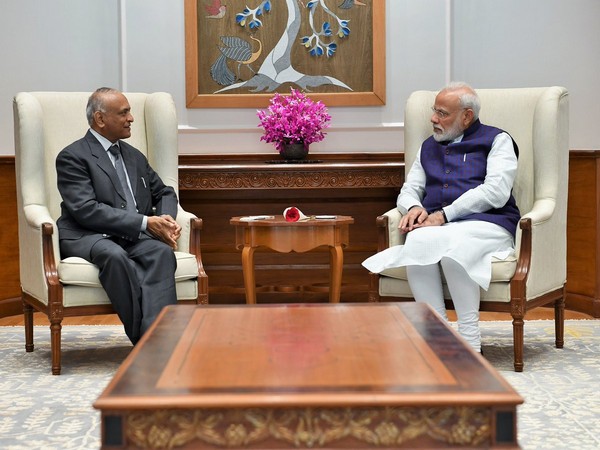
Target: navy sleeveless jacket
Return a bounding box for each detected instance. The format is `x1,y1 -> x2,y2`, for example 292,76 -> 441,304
420,120 -> 520,237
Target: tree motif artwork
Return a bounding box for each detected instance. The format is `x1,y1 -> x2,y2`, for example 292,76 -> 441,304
185,0 -> 385,107
211,0 -> 357,93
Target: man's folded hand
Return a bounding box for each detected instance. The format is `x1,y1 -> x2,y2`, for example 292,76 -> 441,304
147,215 -> 181,249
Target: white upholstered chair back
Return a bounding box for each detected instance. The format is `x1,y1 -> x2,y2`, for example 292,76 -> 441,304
14,91 -> 178,223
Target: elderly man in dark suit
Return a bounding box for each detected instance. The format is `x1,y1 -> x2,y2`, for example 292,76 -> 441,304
56,87 -> 181,344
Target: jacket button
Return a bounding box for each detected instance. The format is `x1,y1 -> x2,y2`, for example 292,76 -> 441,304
121,204 -> 126,209
443,183 -> 449,188
445,169 -> 451,174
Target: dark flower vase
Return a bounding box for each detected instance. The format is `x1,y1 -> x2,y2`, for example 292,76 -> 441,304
280,143 -> 308,161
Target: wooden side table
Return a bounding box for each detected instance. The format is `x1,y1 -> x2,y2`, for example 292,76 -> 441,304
230,215 -> 354,303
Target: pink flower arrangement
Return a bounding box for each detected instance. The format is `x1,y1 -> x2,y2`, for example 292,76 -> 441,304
257,88 -> 331,153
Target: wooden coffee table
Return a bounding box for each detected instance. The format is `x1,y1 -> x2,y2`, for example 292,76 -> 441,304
94,303 -> 523,449
230,215 -> 354,303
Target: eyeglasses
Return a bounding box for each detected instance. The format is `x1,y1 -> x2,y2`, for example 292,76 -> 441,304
431,106 -> 452,119
431,106 -> 468,119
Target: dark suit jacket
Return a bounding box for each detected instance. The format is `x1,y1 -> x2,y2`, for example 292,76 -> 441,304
56,130 -> 178,256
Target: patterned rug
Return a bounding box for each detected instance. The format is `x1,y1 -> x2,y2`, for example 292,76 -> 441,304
0,320 -> 598,449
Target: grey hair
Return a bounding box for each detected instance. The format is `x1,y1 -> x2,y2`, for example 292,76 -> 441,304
86,87 -> 120,126
440,81 -> 481,120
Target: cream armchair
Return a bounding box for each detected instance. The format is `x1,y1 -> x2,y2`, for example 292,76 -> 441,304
14,91 -> 208,375
368,87 -> 569,372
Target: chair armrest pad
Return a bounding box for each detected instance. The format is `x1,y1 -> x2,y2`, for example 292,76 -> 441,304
515,198 -> 557,254
19,205 -> 60,302
521,198 -> 555,225
23,204 -> 55,229
176,207 -> 197,253
176,207 -> 208,295
378,208 -> 406,249
516,198 -> 566,296
22,204 -> 60,259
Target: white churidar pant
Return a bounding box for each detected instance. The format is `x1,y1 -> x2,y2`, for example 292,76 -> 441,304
362,220 -> 515,351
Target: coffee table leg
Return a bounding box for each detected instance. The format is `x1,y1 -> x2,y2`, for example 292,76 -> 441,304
242,246 -> 257,304
329,245 -> 344,303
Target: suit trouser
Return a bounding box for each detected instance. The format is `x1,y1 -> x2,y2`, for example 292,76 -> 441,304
61,235 -> 177,344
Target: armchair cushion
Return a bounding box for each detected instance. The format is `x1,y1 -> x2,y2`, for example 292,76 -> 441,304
58,251 -> 198,287
379,208 -> 517,283
380,257 -> 516,283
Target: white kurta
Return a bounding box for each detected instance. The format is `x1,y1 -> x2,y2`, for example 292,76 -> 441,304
362,132 -> 518,290
362,220 -> 514,290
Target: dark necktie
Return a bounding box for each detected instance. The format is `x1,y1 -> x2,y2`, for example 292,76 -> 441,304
109,145 -> 136,212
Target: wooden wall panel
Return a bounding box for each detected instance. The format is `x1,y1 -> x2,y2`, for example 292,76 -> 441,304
178,154 -> 403,304
0,158 -> 21,316
0,153 -> 402,317
566,151 -> 600,317
2,151 -> 598,317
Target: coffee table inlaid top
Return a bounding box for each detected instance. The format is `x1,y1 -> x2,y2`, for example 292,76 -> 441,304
95,303 -> 522,410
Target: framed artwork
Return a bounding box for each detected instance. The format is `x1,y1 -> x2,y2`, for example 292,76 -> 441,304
185,0 -> 385,108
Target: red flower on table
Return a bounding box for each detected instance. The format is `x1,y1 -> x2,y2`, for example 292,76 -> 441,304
285,207 -> 300,222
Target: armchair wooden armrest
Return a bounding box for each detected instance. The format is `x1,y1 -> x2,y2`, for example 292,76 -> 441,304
369,208 -> 404,302
189,217 -> 208,305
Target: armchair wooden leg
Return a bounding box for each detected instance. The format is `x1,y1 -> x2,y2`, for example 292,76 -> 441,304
23,299 -> 34,353
555,290 -> 565,349
512,317 -> 524,372
368,272 -> 381,302
50,319 -> 62,375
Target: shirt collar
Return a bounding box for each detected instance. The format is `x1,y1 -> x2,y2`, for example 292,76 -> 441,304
89,128 -> 118,152
448,119 -> 482,145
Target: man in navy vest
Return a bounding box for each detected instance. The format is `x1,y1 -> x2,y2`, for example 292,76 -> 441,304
363,82 -> 520,353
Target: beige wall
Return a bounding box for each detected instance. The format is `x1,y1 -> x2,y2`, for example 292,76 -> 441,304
0,0 -> 599,156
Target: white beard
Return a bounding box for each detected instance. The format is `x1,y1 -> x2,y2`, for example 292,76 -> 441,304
433,117 -> 464,142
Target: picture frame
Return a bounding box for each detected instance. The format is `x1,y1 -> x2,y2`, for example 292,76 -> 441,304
185,0 -> 385,108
